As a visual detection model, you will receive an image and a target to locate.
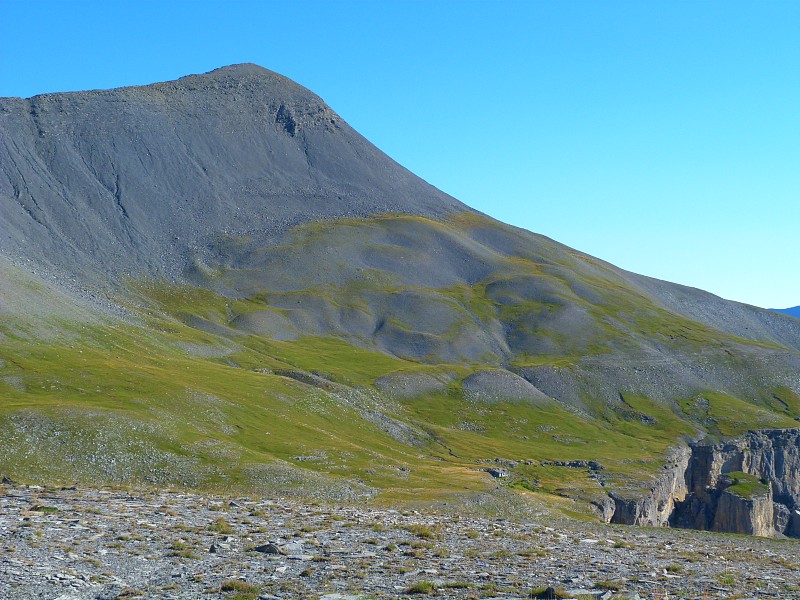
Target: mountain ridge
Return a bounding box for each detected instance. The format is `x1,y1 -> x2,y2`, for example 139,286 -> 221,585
1,65 -> 799,526
772,306 -> 800,319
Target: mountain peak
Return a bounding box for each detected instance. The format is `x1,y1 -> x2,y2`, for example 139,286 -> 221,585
172,63 -> 311,92
136,63 -> 323,108
208,62 -> 274,75
0,64 -> 465,283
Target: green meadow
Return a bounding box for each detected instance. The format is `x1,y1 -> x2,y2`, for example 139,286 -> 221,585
1,214 -> 798,516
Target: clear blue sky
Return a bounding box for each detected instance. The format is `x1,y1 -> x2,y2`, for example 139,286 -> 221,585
2,1 -> 798,308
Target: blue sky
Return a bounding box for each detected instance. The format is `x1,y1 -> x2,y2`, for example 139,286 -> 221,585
1,1 -> 798,308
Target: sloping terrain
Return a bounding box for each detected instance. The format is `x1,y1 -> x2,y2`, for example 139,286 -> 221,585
1,65 -> 799,518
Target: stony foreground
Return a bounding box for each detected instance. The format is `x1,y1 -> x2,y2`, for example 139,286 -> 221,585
0,483 -> 798,599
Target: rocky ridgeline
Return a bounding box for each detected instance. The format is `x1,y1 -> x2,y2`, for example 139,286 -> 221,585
608,428 -> 800,538
1,483 -> 798,599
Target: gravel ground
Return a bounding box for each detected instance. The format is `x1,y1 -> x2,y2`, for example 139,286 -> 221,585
1,483 -> 798,599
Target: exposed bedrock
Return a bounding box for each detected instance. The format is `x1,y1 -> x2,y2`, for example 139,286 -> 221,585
609,446 -> 690,527
608,428 -> 800,537
712,480 -> 774,536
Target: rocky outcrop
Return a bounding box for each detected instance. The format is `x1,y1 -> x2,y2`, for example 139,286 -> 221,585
674,428 -> 800,537
609,446 -> 690,527
462,369 -> 553,405
685,429 -> 800,506
609,428 -> 800,538
710,473 -> 774,536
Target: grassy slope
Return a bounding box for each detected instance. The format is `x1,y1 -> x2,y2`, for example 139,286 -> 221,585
1,214 -> 799,516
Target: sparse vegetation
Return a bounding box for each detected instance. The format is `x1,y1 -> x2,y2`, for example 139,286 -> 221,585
724,472 -> 770,499
665,564 -> 683,573
209,517 -> 234,534
405,524 -> 439,539
220,579 -> 260,599
592,580 -> 622,591
405,580 -> 436,594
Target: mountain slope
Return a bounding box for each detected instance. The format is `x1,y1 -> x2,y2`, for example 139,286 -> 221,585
1,65 -> 799,516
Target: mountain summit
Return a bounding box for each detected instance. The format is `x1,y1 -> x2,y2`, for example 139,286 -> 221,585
1,66 -> 800,531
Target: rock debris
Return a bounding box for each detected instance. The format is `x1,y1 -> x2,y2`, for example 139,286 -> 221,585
1,483 -> 798,599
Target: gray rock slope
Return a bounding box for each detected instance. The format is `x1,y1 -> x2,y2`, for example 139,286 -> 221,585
0,64 -> 466,282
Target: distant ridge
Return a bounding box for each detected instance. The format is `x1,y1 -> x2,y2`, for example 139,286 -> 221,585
772,306 -> 800,318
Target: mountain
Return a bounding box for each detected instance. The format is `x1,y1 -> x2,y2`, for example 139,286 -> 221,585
0,63 -> 466,284
2,65 -> 799,523
773,306 -> 800,319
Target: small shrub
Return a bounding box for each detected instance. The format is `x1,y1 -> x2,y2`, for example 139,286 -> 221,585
442,581 -> 470,589
406,524 -> 439,539
209,517 -> 234,534
31,505 -> 59,514
220,579 -> 260,593
528,588 -> 569,599
405,581 -> 436,595
592,580 -> 622,591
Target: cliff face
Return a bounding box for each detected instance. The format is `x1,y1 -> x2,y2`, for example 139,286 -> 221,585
609,446 -> 690,527
609,428 -> 800,538
711,484 -> 774,537
679,429 -> 800,536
